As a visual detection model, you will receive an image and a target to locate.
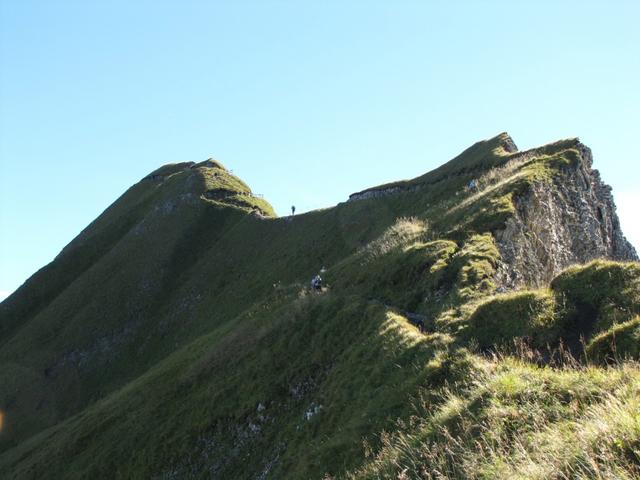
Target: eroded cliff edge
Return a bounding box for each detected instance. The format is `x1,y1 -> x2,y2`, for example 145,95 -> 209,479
495,141 -> 637,288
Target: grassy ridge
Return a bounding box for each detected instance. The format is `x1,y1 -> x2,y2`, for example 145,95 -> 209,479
1,134 -> 638,478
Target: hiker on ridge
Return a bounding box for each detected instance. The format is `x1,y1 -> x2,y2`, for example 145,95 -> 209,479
311,274 -> 322,292
291,205 -> 296,216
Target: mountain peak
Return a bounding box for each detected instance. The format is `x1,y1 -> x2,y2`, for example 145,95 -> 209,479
494,131 -> 518,153
141,158 -> 275,217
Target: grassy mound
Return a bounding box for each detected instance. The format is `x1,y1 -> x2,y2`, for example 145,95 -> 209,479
463,290 -> 559,349
551,260 -> 640,332
587,316 -> 640,363
459,261 -> 640,355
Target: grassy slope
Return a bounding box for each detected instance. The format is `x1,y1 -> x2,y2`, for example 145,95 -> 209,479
1,134 -> 638,479
0,162 -> 277,450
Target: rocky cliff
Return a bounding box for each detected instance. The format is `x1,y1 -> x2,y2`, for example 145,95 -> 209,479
494,141 -> 637,288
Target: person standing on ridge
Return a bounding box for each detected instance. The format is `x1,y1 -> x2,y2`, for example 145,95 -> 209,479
291,205 -> 296,216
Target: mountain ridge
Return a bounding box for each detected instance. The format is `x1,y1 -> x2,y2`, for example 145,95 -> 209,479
0,133 -> 638,479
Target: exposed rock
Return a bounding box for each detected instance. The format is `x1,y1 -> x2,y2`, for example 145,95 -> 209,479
203,188 -> 238,200
193,158 -> 226,170
303,402 -> 323,421
288,377 -> 316,400
257,451 -> 282,480
348,185 -> 423,202
494,143 -> 638,288
45,318 -> 141,376
501,134 -> 519,153
349,186 -> 404,202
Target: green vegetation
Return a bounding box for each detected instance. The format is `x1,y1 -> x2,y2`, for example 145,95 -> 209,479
587,316 -> 640,363
551,260 -> 640,332
0,133 -> 638,479
459,261 -> 640,355
463,289 -> 559,349
349,360 -> 640,480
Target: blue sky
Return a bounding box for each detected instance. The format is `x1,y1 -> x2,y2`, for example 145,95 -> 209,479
1,0 -> 639,301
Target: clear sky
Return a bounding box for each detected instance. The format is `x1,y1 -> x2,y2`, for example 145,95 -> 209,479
1,0 -> 639,301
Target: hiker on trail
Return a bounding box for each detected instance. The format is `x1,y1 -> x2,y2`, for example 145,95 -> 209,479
311,274 -> 322,292
291,205 -> 296,216
468,179 -> 478,191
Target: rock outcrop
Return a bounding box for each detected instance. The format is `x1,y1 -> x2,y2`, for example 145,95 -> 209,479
348,185 -> 413,202
495,143 -> 637,288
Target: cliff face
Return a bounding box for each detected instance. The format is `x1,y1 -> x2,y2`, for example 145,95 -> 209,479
495,143 -> 637,288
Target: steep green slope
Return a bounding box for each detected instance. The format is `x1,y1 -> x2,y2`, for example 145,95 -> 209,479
0,133 -> 638,479
0,160 -> 277,450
